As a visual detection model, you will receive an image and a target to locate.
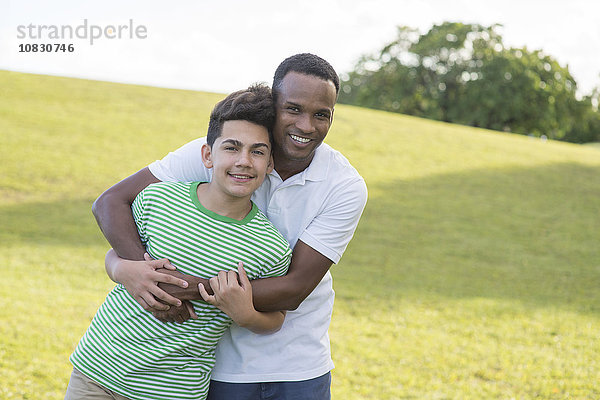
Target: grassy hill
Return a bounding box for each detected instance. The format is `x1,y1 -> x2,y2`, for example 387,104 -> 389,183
1,70 -> 599,399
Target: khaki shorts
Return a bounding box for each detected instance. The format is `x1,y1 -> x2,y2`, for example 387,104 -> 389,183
64,368 -> 131,400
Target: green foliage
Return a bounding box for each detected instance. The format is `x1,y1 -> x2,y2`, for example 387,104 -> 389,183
339,22 -> 600,143
1,71 -> 600,399
563,90 -> 600,143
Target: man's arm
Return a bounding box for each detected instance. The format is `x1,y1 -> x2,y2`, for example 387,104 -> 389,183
248,177 -> 368,311
200,263 -> 286,334
94,167 -> 196,311
114,240 -> 330,313
93,167 -> 158,261
250,240 -> 332,311
160,177 -> 366,312
102,165 -> 366,316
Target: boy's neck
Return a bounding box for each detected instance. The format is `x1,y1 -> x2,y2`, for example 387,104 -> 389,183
196,182 -> 253,221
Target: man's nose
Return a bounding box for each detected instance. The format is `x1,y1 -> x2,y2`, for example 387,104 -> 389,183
295,113 -> 315,134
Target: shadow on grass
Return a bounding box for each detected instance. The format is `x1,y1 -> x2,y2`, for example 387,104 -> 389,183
0,197 -> 105,247
2,162 -> 599,314
336,162 -> 600,314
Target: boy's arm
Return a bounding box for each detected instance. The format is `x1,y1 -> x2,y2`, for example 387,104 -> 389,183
94,167 -> 197,311
200,263 -> 286,334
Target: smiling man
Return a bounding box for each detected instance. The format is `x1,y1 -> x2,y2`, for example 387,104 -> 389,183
271,71 -> 334,179
93,53 -> 368,399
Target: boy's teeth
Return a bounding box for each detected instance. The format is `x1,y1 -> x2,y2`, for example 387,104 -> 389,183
291,134 -> 310,143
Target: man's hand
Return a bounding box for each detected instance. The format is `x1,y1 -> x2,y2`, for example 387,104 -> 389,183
108,250 -> 189,312
152,300 -> 198,324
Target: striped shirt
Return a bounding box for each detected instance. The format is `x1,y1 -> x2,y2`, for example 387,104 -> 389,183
70,181 -> 291,400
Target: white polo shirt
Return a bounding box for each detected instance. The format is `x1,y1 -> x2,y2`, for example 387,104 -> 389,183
148,137 -> 368,382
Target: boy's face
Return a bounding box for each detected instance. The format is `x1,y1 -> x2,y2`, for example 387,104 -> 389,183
201,120 -> 273,200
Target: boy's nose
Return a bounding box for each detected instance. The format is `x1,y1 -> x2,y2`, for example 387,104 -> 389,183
235,151 -> 251,166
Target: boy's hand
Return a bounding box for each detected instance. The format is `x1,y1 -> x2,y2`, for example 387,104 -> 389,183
114,253 -> 189,312
199,262 -> 255,326
200,262 -> 286,334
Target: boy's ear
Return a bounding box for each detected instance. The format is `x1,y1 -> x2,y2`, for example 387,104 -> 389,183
266,153 -> 274,174
201,143 -> 213,168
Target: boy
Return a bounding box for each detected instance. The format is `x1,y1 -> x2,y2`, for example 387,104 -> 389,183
65,84 -> 292,400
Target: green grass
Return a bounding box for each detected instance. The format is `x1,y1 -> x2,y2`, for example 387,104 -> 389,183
584,142 -> 600,149
1,70 -> 599,399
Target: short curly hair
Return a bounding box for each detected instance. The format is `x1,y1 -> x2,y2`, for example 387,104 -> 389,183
272,53 -> 340,100
207,84 -> 275,147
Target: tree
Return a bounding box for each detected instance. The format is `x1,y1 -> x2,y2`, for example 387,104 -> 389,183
339,22 -> 600,142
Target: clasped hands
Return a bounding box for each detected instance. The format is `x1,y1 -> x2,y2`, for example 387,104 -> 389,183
116,253 -> 252,324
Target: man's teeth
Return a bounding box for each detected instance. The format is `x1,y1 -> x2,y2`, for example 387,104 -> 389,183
290,134 -> 310,143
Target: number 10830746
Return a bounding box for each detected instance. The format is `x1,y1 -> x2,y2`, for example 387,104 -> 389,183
19,43 -> 74,52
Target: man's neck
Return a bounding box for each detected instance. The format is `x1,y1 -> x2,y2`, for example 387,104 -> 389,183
273,153 -> 314,181
196,183 -> 253,221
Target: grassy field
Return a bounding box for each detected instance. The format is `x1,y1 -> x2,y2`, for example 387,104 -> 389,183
1,70 -> 599,399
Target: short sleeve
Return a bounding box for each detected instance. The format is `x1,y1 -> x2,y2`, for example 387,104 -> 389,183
131,189 -> 148,245
299,178 -> 368,264
148,137 -> 213,183
260,250 -> 292,279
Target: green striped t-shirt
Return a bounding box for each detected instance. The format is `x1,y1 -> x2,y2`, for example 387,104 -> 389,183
70,182 -> 291,400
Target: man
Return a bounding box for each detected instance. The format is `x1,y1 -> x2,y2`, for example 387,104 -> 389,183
94,53 -> 368,399
67,85 -> 292,400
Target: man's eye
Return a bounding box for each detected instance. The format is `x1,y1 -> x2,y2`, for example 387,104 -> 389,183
253,150 -> 265,156
287,106 -> 300,112
225,146 -> 237,151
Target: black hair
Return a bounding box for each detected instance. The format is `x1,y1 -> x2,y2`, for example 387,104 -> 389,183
272,53 -> 340,100
207,83 -> 275,147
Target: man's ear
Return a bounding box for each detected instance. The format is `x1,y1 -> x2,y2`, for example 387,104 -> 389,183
201,143 -> 213,169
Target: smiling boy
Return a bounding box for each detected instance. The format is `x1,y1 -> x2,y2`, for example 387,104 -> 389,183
65,84 -> 292,400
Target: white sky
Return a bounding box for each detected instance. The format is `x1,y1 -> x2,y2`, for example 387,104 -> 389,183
2,0 -> 599,95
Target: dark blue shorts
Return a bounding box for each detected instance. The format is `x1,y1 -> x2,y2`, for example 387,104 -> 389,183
206,372 -> 331,400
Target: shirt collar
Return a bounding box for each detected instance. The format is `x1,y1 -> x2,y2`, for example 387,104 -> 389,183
270,143 -> 330,184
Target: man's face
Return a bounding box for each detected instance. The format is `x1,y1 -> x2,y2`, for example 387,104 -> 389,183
273,72 -> 337,163
202,120 -> 273,199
